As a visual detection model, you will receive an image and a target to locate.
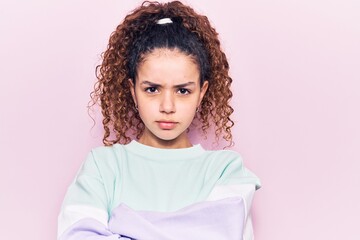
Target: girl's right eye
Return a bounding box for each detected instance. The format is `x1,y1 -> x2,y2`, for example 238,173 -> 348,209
145,87 -> 158,93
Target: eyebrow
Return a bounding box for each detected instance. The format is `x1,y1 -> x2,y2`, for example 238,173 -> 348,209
140,81 -> 161,87
140,81 -> 196,88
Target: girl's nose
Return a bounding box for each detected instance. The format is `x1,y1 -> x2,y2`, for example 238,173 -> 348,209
159,91 -> 175,113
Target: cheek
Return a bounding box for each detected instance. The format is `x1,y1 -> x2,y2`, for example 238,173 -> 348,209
177,99 -> 198,117
137,98 -> 158,117
178,102 -> 197,112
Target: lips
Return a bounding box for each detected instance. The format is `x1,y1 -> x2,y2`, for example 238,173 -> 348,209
156,121 -> 178,130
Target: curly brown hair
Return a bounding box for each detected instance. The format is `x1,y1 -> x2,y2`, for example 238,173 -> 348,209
90,1 -> 234,146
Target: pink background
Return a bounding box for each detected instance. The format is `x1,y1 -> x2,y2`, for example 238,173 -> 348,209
1,0 -> 359,239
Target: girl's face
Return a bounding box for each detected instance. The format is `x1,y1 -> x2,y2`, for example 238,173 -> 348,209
129,48 -> 208,149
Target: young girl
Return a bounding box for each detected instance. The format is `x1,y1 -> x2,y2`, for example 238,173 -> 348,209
58,1 -> 260,239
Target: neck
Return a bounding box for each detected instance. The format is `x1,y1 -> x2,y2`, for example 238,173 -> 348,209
138,131 -> 192,149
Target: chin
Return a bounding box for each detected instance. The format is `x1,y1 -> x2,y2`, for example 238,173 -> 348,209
156,134 -> 181,142
154,131 -> 186,142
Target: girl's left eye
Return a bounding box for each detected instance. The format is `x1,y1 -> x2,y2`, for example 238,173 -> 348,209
177,88 -> 190,95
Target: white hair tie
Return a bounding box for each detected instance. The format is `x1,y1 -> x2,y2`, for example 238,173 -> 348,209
156,18 -> 173,25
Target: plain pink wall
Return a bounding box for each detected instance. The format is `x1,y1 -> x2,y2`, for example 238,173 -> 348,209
0,0 -> 359,239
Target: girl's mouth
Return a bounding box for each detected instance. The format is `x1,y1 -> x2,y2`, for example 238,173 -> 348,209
156,121 -> 178,130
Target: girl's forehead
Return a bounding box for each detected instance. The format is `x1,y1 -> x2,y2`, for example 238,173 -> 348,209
135,48 -> 201,84
139,48 -> 198,68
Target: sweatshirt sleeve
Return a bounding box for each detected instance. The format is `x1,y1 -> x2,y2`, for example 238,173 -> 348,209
218,154 -> 261,189
206,151 -> 261,240
57,152 -> 120,239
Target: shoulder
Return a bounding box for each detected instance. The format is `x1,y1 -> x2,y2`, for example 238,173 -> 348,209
204,149 -> 261,189
89,144 -> 124,160
204,149 -> 245,166
81,144 -> 126,174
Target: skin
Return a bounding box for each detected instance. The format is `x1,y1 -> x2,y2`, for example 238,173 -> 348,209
129,48 -> 208,149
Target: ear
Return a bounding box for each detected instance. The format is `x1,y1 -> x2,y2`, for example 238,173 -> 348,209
128,79 -> 137,106
198,80 -> 209,107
